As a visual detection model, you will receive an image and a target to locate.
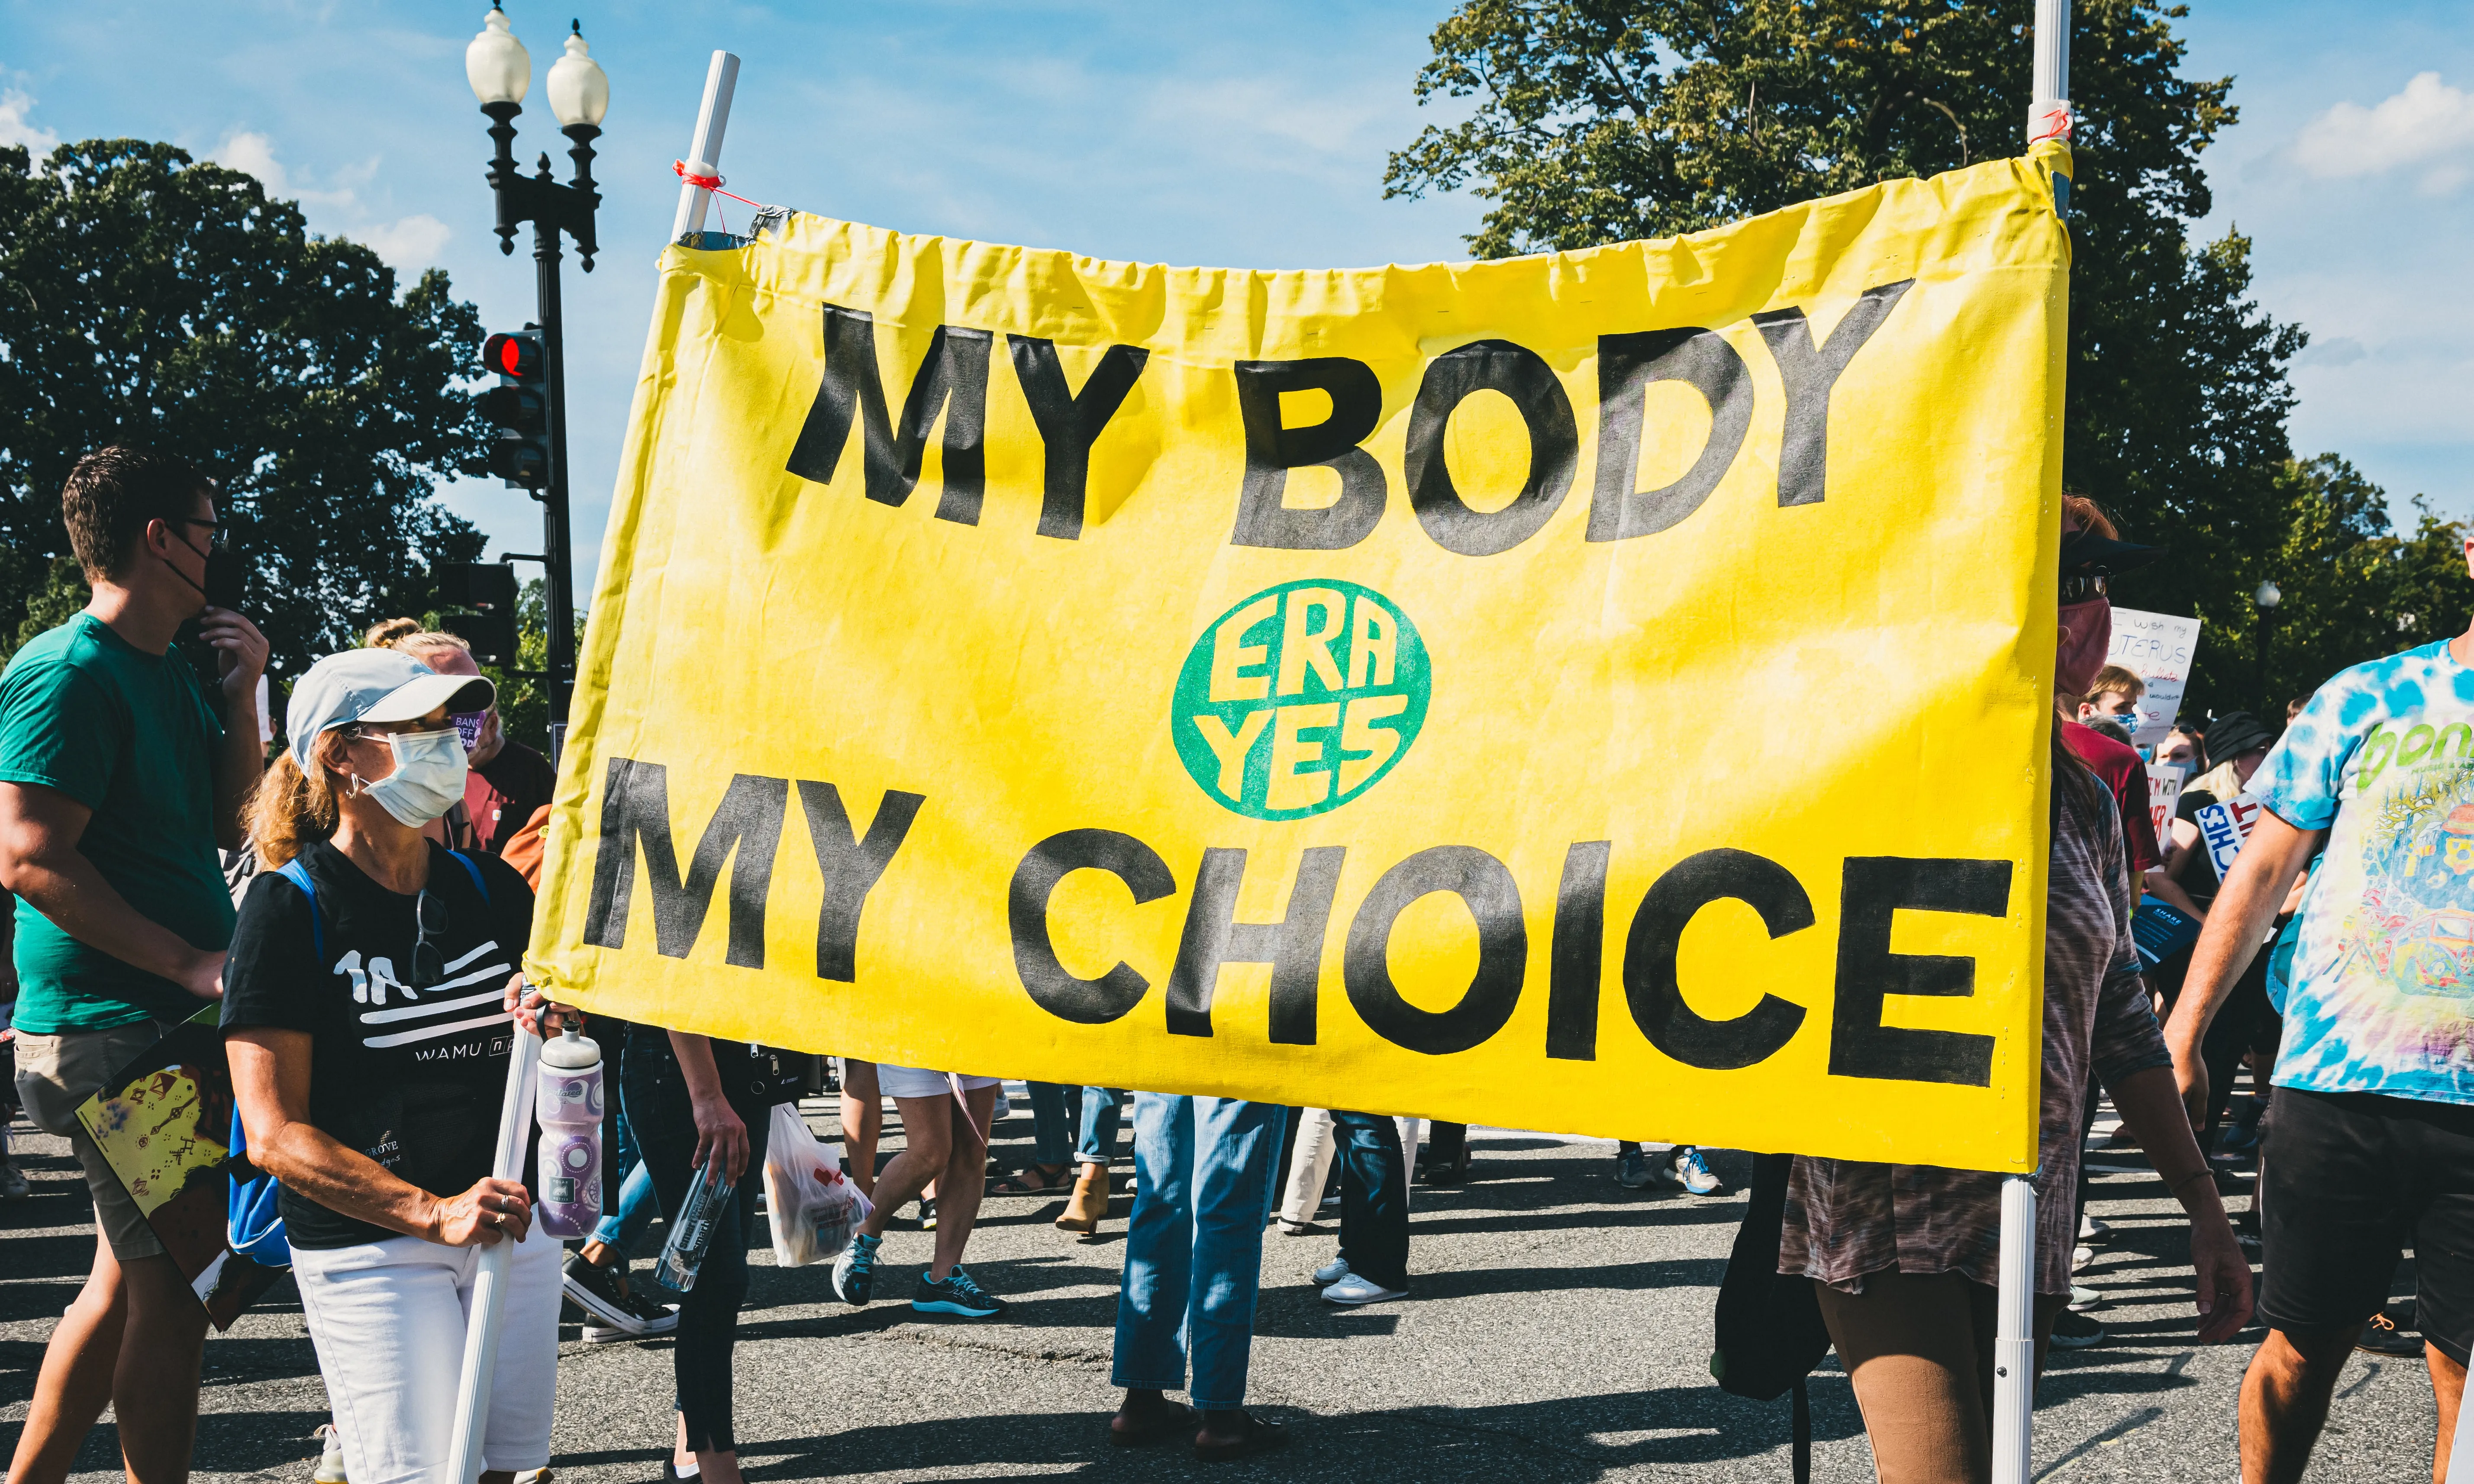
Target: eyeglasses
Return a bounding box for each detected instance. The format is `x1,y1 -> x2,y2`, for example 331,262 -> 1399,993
411,886 -> 448,988
2059,573 -> 2110,604
174,518 -> 229,552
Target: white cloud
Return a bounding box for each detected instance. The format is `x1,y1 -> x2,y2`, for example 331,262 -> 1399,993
352,214 -> 452,270
2293,72 -> 2474,193
206,128 -> 447,270
0,88 -> 60,154
210,129 -> 289,190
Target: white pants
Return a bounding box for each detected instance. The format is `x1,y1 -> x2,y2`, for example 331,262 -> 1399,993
1277,1109 -> 1422,1226
290,1223 -> 562,1484
875,1063 -> 999,1100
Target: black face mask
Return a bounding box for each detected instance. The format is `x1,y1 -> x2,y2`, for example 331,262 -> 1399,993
161,531 -> 242,611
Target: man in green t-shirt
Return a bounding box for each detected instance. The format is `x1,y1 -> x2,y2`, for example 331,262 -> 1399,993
0,445 -> 267,1484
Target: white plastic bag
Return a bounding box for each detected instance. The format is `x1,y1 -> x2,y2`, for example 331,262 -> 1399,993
764,1103 -> 873,1266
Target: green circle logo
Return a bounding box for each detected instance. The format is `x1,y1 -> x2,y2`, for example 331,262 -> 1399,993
1171,579 -> 1431,821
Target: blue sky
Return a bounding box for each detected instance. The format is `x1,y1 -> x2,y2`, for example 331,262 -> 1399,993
4,1 -> 2468,589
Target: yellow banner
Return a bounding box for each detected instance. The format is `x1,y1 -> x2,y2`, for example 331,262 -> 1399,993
528,148 -> 2071,1172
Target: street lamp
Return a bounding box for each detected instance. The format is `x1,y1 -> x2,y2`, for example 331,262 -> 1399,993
2255,579 -> 2282,716
464,5 -> 606,753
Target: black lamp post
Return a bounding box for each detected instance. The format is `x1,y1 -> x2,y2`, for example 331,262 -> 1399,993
465,6 -> 607,753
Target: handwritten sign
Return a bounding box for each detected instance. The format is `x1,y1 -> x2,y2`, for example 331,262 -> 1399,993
2108,608 -> 2201,746
2146,763 -> 2185,847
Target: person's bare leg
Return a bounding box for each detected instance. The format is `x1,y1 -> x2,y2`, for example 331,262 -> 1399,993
113,1252 -> 207,1484
2430,1342 -> 2465,1484
7,1238 -> 128,1484
2242,1326 -> 2358,1484
929,1087 -> 997,1280
674,1412 -> 743,1484
840,1060 -> 882,1199
859,1095 -> 953,1241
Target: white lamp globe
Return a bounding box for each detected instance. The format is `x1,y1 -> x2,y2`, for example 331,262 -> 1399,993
547,21 -> 610,128
2255,580 -> 2282,611
466,5 -> 531,107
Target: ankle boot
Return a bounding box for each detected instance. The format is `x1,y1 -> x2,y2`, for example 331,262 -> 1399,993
1057,1164 -> 1109,1235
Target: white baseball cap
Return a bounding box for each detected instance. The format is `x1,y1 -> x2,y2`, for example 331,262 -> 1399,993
285,649 -> 495,767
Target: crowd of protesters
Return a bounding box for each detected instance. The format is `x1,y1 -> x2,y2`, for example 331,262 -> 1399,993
2,444 -> 2468,1483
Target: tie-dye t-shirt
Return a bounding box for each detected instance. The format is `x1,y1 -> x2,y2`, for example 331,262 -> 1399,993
2252,639 -> 2474,1102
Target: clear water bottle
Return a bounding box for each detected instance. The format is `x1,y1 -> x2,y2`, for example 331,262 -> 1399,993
653,1157 -> 735,1293
534,1024 -> 604,1238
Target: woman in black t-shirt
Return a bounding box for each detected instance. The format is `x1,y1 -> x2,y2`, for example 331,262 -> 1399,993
223,648 -> 565,1484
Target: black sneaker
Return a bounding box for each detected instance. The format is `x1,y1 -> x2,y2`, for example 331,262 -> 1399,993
587,1283 -> 679,1344
561,1253 -> 642,1334
2359,1307 -> 2422,1357
913,1265 -> 1006,1318
833,1233 -> 881,1306
2048,1309 -> 2105,1350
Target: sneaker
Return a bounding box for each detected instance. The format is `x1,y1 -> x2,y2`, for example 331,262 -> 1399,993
833,1232 -> 881,1306
1313,1255 -> 1351,1285
1321,1272 -> 1408,1305
2049,1309 -> 2105,1349
313,1423 -> 348,1484
0,1163 -> 26,1199
2072,1244 -> 2096,1272
1615,1150 -> 1658,1189
2069,1284 -> 2101,1310
919,1197 -> 938,1232
1673,1147 -> 1725,1196
2359,1307 -> 2422,1357
914,1266 -> 1006,1318
561,1254 -> 643,1334
585,1285 -> 679,1343
2080,1215 -> 2109,1242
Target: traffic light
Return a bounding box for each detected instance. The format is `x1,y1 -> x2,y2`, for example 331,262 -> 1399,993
438,561 -> 520,665
479,329 -> 549,489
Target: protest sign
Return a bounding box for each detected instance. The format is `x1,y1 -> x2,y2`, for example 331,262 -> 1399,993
525,145 -> 2074,1172
2194,794 -> 2266,881
2147,763 -> 2185,846
74,1008 -> 282,1329
2106,608 -> 2200,745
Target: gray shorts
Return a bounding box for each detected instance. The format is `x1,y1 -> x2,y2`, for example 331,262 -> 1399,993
15,1023 -> 170,1261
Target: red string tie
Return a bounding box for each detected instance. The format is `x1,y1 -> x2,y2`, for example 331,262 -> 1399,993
673,160 -> 763,209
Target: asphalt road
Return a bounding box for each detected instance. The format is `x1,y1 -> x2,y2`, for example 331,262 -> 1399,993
0,1091 -> 2446,1483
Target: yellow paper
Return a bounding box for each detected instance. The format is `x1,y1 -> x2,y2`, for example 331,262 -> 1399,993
527,146 -> 2070,1172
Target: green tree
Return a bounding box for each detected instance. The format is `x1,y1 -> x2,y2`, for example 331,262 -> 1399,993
1384,0 -> 2316,712
2236,457 -> 2470,715
0,139 -> 490,675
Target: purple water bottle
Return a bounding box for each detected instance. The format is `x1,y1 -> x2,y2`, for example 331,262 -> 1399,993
534,1023 -> 603,1237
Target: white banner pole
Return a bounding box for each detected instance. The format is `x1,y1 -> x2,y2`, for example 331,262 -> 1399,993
2028,0 -> 2072,147
1991,1173 -> 2039,1484
671,52 -> 743,242
444,1013 -> 544,1484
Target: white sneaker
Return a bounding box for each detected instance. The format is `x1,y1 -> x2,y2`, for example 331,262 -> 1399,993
313,1423 -> 348,1484
2080,1214 -> 2110,1241
2069,1284 -> 2101,1310
1321,1272 -> 1407,1306
2072,1244 -> 2096,1272
1313,1256 -> 1350,1285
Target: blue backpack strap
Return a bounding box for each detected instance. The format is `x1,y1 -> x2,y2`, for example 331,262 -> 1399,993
273,857 -> 322,963
445,850 -> 489,904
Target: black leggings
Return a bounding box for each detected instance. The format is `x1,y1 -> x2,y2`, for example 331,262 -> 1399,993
622,1029 -> 772,1455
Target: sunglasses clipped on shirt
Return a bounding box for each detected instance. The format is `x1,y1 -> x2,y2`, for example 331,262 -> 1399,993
2059,572 -> 2110,605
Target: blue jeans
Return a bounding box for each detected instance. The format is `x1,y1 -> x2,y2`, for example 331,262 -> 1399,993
1111,1095 -> 1282,1410
1026,1082 -> 1075,1167
1077,1086 -> 1126,1165
590,1090 -> 661,1257
1331,1110 -> 1410,1291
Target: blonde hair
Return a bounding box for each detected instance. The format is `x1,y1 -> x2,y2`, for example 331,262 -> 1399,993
2085,664 -> 2145,703
363,618 -> 471,660
247,730 -> 351,867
